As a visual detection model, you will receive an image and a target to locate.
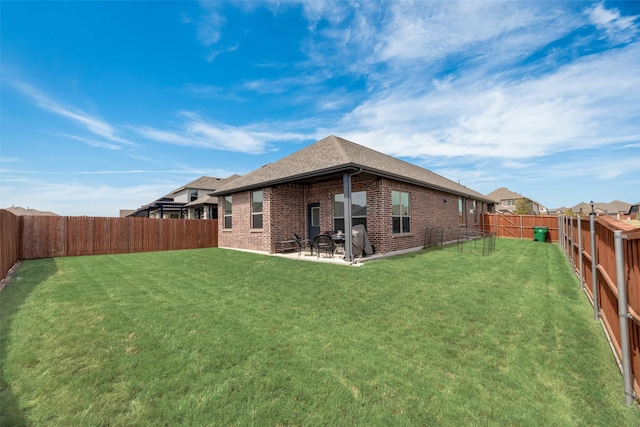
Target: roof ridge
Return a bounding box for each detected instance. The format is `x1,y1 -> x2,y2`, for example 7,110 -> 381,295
329,135 -> 353,164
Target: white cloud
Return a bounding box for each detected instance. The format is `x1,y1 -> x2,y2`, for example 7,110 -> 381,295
55,133 -> 122,150
1,166 -> 240,216
132,111 -> 307,154
0,157 -> 23,163
587,2 -> 639,43
9,79 -> 135,146
0,177 -> 168,216
328,40 -> 640,161
196,4 -> 225,47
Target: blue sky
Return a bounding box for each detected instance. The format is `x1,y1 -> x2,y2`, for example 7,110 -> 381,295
1,1 -> 639,216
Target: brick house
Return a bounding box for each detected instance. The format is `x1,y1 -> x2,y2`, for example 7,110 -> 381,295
129,175 -> 240,219
211,136 -> 495,259
486,187 -> 546,215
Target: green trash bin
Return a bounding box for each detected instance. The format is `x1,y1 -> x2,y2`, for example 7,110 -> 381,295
533,226 -> 548,242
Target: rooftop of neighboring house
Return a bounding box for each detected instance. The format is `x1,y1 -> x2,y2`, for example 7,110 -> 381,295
171,174 -> 242,194
485,187 -> 546,213
4,206 -> 59,216
571,200 -> 632,215
185,195 -> 218,207
212,135 -> 494,202
486,187 -> 524,203
129,174 -> 243,216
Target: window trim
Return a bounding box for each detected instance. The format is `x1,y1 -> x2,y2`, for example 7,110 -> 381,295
392,190 -> 411,234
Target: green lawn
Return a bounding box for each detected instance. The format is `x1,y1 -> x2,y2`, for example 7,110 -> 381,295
1,239 -> 638,426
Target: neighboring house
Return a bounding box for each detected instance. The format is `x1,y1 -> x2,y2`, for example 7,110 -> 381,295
211,135 -> 495,257
129,192 -> 186,219
548,207 -> 567,215
629,202 -> 640,217
175,175 -> 241,219
129,175 -> 241,219
571,200 -> 631,217
4,206 -> 58,216
486,187 -> 546,214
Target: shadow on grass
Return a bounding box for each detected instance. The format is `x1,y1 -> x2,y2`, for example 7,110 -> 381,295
1,258 -> 58,427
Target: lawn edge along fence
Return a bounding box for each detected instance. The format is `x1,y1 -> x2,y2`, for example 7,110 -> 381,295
0,209 -> 218,281
560,214 -> 640,406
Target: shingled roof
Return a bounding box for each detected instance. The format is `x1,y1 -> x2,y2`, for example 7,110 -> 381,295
486,187 -> 523,202
212,135 -> 493,202
172,174 -> 242,193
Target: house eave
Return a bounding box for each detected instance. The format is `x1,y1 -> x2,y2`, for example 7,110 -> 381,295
210,165 -> 362,196
211,163 -> 494,203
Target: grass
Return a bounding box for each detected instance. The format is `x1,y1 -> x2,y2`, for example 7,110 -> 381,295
1,239 -> 639,426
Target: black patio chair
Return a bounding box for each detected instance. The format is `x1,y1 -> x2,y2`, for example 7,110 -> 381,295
294,233 -> 312,256
314,234 -> 335,259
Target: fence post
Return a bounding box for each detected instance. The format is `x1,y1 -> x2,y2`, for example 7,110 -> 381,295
570,215 -> 575,273
577,217 -> 584,290
614,230 -> 634,405
563,215 -> 568,257
558,215 -> 563,252
590,214 -> 599,321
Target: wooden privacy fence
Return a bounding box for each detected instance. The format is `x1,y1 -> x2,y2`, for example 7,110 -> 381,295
0,210 -> 218,281
560,214 -> 640,405
483,213 -> 559,241
1,210 -> 21,283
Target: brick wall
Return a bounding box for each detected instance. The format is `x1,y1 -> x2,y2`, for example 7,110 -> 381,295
268,184 -> 306,252
218,176 -> 487,254
218,189 -> 272,252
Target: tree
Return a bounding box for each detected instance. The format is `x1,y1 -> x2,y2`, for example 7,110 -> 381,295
514,198 -> 534,215
565,208 -> 575,217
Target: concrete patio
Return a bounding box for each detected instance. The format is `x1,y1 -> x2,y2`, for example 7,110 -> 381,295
222,245 -> 424,266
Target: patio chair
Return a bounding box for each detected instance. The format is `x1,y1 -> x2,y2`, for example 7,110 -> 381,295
293,233 -> 312,256
314,234 -> 335,259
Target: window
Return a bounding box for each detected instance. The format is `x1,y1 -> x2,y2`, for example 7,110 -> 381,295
223,196 -> 232,229
458,197 -> 465,225
392,191 -> 410,234
251,190 -> 263,229
473,200 -> 478,224
311,206 -> 320,227
189,189 -> 198,202
334,191 -> 366,231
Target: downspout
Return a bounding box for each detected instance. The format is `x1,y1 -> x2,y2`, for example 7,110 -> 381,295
343,168 -> 363,263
